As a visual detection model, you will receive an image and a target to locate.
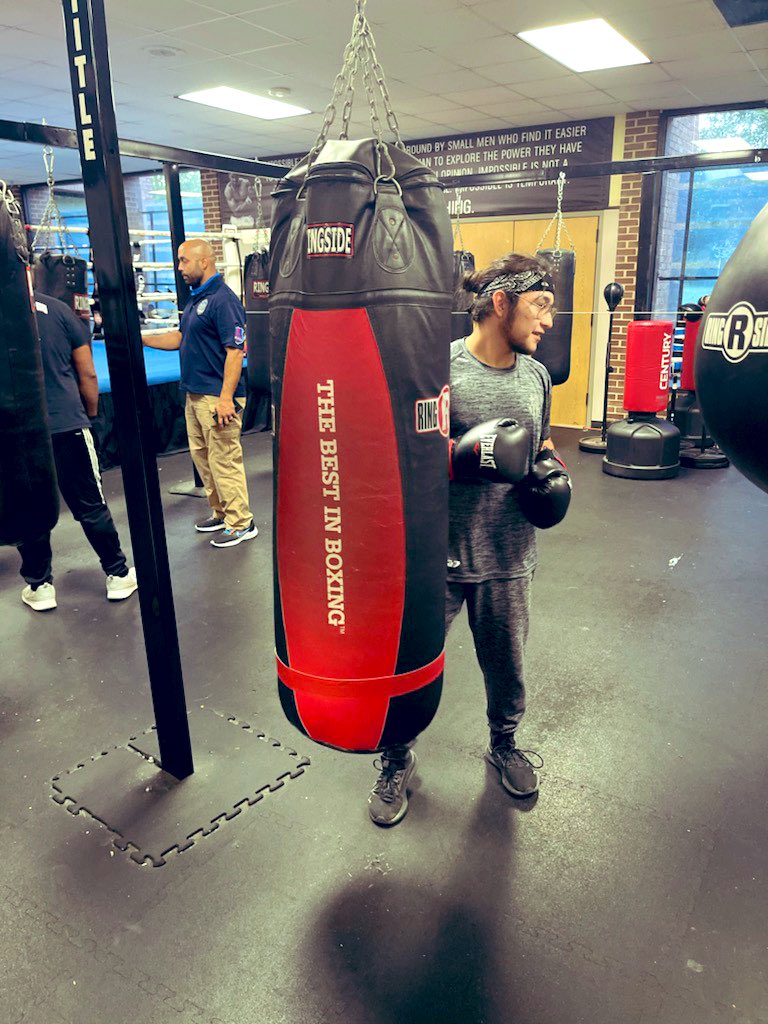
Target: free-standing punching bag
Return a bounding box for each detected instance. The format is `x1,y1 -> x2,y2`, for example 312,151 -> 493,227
696,203 -> 768,493
269,138 -> 453,753
0,182 -> 59,546
534,249 -> 574,385
34,250 -> 90,323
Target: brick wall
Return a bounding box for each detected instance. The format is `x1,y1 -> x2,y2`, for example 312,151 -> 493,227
607,111 -> 661,419
200,169 -> 224,264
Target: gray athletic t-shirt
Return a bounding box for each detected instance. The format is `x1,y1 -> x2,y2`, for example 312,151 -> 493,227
448,338 -> 552,581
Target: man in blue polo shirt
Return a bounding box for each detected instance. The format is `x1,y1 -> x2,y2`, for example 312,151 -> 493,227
142,238 -> 256,548
17,287 -> 138,611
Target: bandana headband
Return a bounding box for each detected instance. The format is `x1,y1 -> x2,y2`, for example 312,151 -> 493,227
479,269 -> 555,296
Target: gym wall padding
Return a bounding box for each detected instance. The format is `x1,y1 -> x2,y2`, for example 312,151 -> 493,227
269,139 -> 454,753
0,187 -> 59,546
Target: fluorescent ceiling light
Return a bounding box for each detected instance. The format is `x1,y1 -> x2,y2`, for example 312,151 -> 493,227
745,170 -> 768,180
695,136 -> 750,152
178,86 -> 310,120
517,18 -> 650,72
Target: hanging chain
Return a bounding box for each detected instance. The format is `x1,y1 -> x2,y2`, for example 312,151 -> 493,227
304,0 -> 404,186
0,179 -> 21,216
452,189 -> 466,250
535,171 -> 575,266
252,176 -> 270,250
31,140 -> 81,257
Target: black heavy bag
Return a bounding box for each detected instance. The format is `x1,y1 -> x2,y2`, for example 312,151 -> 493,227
452,249 -> 474,340
35,250 -> 90,323
243,248 -> 271,393
269,139 -> 454,753
695,203 -> 768,493
0,185 -> 59,546
534,249 -> 574,385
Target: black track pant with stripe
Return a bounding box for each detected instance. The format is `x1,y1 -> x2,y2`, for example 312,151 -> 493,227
17,427 -> 128,587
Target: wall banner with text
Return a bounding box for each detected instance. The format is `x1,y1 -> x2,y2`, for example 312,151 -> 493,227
216,116 -> 614,228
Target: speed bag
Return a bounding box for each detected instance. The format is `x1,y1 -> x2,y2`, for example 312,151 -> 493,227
34,251 -> 90,323
243,248 -> 270,393
0,190 -> 59,546
269,138 -> 454,753
695,202 -> 768,494
534,249 -> 574,386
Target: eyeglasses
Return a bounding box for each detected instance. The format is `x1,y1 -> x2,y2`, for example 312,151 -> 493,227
525,296 -> 557,320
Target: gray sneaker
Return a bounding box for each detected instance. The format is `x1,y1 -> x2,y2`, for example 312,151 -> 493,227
485,740 -> 542,797
368,750 -> 417,827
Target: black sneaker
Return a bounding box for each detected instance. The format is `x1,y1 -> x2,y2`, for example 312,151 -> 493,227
210,520 -> 258,548
195,516 -> 226,533
368,750 -> 417,827
485,740 -> 542,797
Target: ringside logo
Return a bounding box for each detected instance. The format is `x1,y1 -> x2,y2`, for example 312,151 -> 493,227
701,301 -> 768,363
415,385 -> 450,438
306,223 -> 354,258
252,279 -> 269,299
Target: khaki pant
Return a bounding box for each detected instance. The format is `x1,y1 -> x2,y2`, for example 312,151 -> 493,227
184,393 -> 252,531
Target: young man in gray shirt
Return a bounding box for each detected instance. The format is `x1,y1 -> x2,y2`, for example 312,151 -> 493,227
369,253 -> 568,826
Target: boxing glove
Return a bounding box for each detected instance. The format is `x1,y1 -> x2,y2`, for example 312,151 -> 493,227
449,418 -> 529,483
517,448 -> 572,528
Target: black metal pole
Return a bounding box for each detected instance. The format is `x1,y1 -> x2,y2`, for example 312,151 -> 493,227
60,0 -> 193,779
634,172 -> 662,322
162,163 -> 189,311
600,310 -> 615,443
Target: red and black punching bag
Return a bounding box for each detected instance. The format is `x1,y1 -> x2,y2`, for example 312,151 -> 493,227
243,248 -> 270,393
34,250 -> 90,323
269,139 -> 454,753
0,184 -> 59,546
696,202 -> 768,493
534,249 -> 574,385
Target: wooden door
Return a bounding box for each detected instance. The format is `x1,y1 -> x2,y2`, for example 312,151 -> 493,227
455,216 -> 599,428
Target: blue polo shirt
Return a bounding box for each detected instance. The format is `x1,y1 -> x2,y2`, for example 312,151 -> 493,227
178,274 -> 246,397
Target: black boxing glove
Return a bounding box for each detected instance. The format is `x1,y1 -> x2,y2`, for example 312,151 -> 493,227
449,418 -> 529,484
517,448 -> 572,528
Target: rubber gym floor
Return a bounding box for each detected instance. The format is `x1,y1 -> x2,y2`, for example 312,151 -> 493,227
1,426 -> 766,1024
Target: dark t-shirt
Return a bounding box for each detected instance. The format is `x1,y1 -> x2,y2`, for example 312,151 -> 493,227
448,338 -> 552,581
33,290 -> 91,435
178,274 -> 246,397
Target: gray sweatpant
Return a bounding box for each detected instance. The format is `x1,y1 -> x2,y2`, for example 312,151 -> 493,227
384,572 -> 534,758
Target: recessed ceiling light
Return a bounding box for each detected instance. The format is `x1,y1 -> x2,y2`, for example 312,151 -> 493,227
178,86 -> 310,120
144,44 -> 186,59
695,136 -> 751,152
517,18 -> 650,72
268,87 -> 291,100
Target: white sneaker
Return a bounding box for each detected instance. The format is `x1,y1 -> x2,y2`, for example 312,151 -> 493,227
106,566 -> 138,601
21,582 -> 57,612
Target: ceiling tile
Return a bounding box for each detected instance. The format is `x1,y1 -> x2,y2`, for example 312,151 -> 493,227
104,0 -> 220,33
410,68 -> 497,95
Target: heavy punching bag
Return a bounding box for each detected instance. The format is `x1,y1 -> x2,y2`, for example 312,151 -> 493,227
269,138 -> 453,753
0,182 -> 59,546
243,248 -> 270,393
696,203 -> 768,493
451,247 -> 474,340
534,249 -> 574,385
34,249 -> 90,323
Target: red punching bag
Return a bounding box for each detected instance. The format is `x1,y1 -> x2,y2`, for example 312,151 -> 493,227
0,183 -> 59,546
269,139 -> 453,753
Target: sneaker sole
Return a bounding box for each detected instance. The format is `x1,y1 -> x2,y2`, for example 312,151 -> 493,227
210,529 -> 258,548
107,585 -> 138,601
195,522 -> 226,533
22,596 -> 57,611
484,750 -> 539,798
368,754 -> 417,827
